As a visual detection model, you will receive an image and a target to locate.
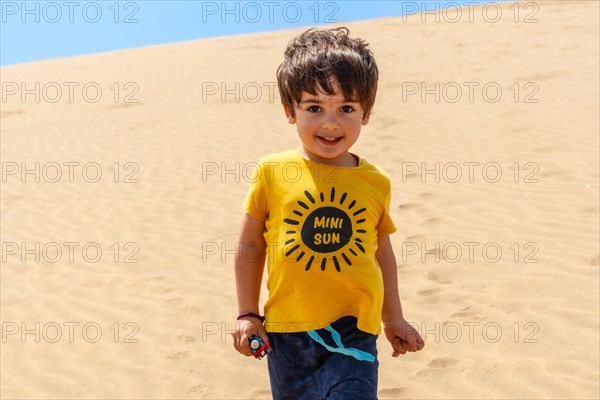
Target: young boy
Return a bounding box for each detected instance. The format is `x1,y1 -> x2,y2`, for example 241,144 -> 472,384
232,27 -> 425,399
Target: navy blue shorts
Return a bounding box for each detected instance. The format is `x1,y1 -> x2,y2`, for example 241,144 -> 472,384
266,316 -> 378,400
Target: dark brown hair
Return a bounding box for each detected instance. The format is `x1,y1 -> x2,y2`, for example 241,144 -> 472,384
276,27 -> 378,118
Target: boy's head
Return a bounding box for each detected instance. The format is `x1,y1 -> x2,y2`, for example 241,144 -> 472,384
277,27 -> 379,120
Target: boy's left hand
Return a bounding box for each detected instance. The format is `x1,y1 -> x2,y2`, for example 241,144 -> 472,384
383,318 -> 425,357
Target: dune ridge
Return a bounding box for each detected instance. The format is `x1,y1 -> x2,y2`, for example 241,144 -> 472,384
1,1 -> 598,398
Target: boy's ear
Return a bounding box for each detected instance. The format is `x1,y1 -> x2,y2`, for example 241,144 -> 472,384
361,110 -> 371,126
284,105 -> 296,124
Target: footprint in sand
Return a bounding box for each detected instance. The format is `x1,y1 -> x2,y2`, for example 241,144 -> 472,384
185,305 -> 202,314
515,71 -> 563,81
250,389 -> 273,399
167,351 -> 190,360
428,357 -> 461,368
398,203 -> 422,211
378,387 -> 410,398
176,335 -> 196,343
533,145 -> 559,152
0,110 -> 25,118
108,102 -> 142,110
416,358 -> 461,377
406,234 -> 427,241
539,170 -> 569,178
427,269 -> 453,284
450,310 -> 482,320
402,172 -> 422,180
188,385 -> 212,394
372,116 -> 401,129
417,288 -> 443,297
416,288 -> 445,304
165,297 -> 184,304
141,276 -> 165,283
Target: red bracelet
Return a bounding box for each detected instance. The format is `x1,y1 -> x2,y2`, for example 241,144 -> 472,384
237,312 -> 265,322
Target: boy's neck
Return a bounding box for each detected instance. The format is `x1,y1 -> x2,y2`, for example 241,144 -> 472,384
298,148 -> 359,167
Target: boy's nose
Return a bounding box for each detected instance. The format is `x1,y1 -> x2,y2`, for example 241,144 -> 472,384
321,118 -> 339,130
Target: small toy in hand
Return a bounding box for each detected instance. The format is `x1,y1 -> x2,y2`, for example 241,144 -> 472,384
249,335 -> 272,360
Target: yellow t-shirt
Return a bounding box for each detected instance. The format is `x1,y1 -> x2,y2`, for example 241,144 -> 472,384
243,149 -> 396,335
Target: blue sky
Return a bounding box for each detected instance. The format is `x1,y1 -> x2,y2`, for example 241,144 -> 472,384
1,1 -> 505,66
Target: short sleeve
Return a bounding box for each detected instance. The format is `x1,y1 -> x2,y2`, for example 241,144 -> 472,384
242,160 -> 268,221
377,189 -> 396,235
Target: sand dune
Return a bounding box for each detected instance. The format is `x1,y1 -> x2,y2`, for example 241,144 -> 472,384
1,1 -> 598,398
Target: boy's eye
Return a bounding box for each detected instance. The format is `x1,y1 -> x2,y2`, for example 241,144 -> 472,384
304,105 -> 355,113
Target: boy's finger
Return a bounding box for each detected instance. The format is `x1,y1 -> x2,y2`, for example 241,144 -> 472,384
232,335 -> 242,354
395,337 -> 407,355
407,336 -> 419,352
390,338 -> 400,357
241,336 -> 254,356
403,328 -> 419,351
236,331 -> 249,356
401,338 -> 416,353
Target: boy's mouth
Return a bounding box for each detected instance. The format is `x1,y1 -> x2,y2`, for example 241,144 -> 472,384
317,136 -> 342,145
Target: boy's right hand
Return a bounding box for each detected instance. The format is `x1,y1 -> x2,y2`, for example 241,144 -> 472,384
232,317 -> 270,357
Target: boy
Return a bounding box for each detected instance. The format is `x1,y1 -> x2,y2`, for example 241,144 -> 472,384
232,27 -> 425,399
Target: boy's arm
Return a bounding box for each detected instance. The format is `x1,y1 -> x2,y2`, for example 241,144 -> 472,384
235,213 -> 267,314
376,234 -> 425,356
232,213 -> 269,356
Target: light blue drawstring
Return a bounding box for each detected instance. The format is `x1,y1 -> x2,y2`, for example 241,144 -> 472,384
307,325 -> 375,362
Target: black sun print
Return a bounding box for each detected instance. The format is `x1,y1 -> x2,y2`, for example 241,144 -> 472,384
283,187 -> 367,272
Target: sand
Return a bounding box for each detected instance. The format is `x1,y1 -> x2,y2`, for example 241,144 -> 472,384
1,1 -> 598,398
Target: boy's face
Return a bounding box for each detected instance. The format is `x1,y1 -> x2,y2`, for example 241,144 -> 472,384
284,83 -> 370,166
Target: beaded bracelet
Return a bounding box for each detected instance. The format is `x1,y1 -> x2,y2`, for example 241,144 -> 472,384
237,312 -> 265,323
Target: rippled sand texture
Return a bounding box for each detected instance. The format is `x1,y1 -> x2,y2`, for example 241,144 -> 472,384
1,1 -> 598,398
